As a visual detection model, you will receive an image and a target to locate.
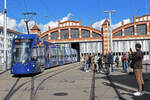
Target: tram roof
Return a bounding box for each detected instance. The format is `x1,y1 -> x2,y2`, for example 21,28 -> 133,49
15,34 -> 39,39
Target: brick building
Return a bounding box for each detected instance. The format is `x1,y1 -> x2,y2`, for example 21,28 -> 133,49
31,14 -> 150,60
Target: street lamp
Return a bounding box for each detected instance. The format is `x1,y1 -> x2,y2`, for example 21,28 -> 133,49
104,10 -> 116,52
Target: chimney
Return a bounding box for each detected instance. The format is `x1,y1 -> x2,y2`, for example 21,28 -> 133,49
121,21 -> 124,26
133,14 -> 136,22
79,18 -> 81,25
48,26 -> 51,30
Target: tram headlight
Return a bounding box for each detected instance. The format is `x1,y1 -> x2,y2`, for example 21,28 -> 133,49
22,60 -> 25,64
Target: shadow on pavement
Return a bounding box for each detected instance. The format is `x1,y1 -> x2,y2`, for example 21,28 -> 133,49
96,73 -> 150,100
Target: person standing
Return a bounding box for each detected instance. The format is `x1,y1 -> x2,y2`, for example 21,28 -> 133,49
124,53 -> 128,73
108,51 -> 114,72
103,52 -> 110,74
91,54 -> 95,71
132,43 -> 144,96
98,54 -> 103,72
115,54 -> 119,68
86,54 -> 91,72
121,54 -> 125,71
94,54 -> 99,72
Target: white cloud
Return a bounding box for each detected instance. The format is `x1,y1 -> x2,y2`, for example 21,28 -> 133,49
112,18 -> 131,29
60,13 -> 72,22
92,18 -> 131,30
92,19 -> 105,30
17,19 -> 36,33
123,18 -> 131,24
36,13 -> 72,33
0,13 -> 17,30
16,13 -> 72,33
112,22 -> 121,30
0,12 -> 131,34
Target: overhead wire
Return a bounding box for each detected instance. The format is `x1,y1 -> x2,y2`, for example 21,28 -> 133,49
135,0 -> 149,15
39,0 -> 58,21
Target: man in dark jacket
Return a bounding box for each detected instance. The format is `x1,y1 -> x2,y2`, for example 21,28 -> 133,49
115,54 -> 119,68
132,43 -> 144,96
108,51 -> 114,72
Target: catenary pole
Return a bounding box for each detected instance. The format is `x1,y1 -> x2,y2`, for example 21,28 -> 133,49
109,12 -> 113,52
3,0 -> 7,71
107,19 -> 109,52
104,10 -> 116,52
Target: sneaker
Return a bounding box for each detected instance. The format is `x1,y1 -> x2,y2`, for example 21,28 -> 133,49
141,91 -> 145,95
133,91 -> 143,96
86,70 -> 89,72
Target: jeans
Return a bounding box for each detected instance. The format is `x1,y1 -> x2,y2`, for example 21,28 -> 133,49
86,63 -> 89,70
123,62 -> 128,72
109,64 -> 114,72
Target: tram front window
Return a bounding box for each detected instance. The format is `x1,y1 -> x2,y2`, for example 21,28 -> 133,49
13,39 -> 33,63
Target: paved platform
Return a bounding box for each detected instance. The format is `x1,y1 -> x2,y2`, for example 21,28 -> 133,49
0,62 -> 150,100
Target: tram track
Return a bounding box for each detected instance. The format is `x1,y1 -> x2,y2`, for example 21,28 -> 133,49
3,62 -> 80,100
0,69 -> 10,75
89,71 -> 95,100
4,78 -> 21,100
32,63 -> 79,100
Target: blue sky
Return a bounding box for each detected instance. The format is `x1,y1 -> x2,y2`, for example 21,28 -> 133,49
0,0 -> 149,33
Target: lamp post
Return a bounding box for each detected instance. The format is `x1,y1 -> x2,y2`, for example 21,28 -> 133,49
104,10 -> 116,52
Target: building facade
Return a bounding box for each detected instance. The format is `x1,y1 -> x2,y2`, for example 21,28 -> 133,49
31,14 -> 150,60
0,27 -> 21,66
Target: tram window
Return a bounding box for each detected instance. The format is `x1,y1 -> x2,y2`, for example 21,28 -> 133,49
31,47 -> 38,61
143,52 -> 146,55
147,52 -> 149,55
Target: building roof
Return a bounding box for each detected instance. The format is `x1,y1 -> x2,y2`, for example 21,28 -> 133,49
0,26 -> 22,34
102,19 -> 110,26
30,24 -> 40,31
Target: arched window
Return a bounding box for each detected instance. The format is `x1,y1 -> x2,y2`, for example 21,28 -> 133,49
82,29 -> 90,38
113,30 -> 122,36
92,32 -> 101,37
42,35 -> 48,40
61,29 -> 69,39
136,24 -> 147,35
124,26 -> 134,36
51,31 -> 58,39
71,28 -> 79,38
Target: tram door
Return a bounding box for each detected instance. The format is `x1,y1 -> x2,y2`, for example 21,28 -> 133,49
57,46 -> 63,65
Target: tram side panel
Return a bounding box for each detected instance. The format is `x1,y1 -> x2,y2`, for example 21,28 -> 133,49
49,46 -> 58,67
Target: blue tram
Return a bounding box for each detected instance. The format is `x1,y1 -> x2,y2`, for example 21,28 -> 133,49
11,34 -> 78,75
